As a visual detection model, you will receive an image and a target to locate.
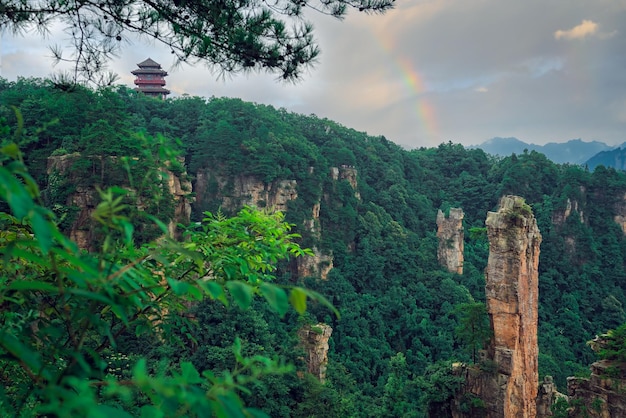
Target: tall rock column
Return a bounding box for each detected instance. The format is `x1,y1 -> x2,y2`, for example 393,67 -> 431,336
485,195 -> 542,417
298,323 -> 333,383
436,208 -> 465,274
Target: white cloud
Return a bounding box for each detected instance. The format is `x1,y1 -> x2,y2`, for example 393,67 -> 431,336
554,20 -> 598,40
474,86 -> 488,93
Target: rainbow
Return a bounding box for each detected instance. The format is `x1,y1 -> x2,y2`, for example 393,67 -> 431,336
375,33 -> 440,143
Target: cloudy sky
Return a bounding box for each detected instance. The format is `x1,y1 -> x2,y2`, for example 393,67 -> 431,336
2,0 -> 626,149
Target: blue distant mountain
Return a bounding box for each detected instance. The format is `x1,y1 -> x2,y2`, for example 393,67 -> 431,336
470,137 -> 612,165
586,146 -> 626,171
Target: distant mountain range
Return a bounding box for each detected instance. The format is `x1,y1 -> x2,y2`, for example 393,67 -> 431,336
469,137 -> 626,170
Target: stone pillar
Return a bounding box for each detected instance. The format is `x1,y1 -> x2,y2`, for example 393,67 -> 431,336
485,195 -> 542,417
298,323 -> 333,383
436,208 -> 465,274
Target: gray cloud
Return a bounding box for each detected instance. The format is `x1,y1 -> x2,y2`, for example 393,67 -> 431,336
2,0 -> 626,148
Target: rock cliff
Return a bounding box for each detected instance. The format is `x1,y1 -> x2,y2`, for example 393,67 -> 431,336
46,154 -> 192,250
436,208 -> 465,274
194,170 -> 298,212
551,197 -> 585,226
298,323 -> 333,383
195,168 -> 342,281
330,166 -> 360,200
162,163 -> 193,238
566,334 -> 626,417
614,192 -> 626,235
295,247 -> 333,280
450,195 -> 541,418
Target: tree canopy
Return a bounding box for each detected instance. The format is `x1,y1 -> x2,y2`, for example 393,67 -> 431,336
1,0 -> 394,83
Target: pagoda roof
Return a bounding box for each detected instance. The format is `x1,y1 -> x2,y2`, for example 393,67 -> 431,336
132,68 -> 168,75
136,57 -> 162,68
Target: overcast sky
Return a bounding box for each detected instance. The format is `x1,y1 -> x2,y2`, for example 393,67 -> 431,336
2,0 -> 625,149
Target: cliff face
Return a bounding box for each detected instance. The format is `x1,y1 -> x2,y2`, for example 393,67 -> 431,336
451,195 -> 541,418
195,166 -> 358,281
298,323 -> 333,383
567,361 -> 626,418
436,208 -> 464,274
614,192 -> 626,235
566,334 -> 626,417
46,154 -> 192,250
296,247 -> 334,280
552,197 -> 585,226
194,170 -> 298,212
330,166 -> 361,200
163,164 -> 193,238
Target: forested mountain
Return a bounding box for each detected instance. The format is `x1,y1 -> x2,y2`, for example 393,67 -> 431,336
3,78 -> 626,416
473,137 -> 611,165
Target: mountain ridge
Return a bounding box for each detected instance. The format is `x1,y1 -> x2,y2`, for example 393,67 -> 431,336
470,137 -> 612,165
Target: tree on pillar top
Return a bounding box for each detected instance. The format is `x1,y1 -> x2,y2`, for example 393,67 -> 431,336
132,58 -> 170,99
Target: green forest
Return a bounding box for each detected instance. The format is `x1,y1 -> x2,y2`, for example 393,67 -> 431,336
2,78 -> 626,416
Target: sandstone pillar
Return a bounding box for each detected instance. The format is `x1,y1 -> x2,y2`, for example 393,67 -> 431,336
436,208 -> 465,274
298,323 -> 333,383
485,195 -> 542,417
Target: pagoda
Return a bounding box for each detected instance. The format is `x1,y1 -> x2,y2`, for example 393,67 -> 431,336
131,58 -> 170,99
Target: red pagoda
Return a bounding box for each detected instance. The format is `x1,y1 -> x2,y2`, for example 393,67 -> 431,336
131,58 -> 170,99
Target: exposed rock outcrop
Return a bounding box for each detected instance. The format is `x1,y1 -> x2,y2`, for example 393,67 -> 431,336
450,195 -> 541,418
566,334 -> 626,417
46,154 -> 192,250
298,323 -> 333,383
330,166 -> 360,200
163,163 -> 193,238
195,169 -> 337,280
195,170 -> 297,212
536,375 -> 567,417
436,208 -> 465,274
614,192 -> 626,235
296,247 -> 333,280
552,197 -> 585,226
566,362 -> 626,417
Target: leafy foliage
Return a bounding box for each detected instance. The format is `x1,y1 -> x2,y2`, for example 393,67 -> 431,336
0,123 -> 332,415
1,0 -> 394,83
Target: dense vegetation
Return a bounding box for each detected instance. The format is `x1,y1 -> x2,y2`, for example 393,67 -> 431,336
3,78 -> 626,415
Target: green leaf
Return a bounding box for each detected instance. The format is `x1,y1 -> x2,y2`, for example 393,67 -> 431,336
30,208 -> 53,254
259,283 -> 289,317
167,277 -> 190,296
132,358 -> 148,384
215,393 -> 246,418
180,361 -> 202,384
145,214 -> 170,235
0,331 -> 45,378
1,142 -> 20,159
303,289 -> 340,319
122,220 -> 134,245
225,281 -> 253,310
91,405 -> 135,418
0,166 -> 34,219
201,281 -> 228,306
289,287 -> 307,314
8,280 -> 57,293
140,406 -> 164,418
4,246 -> 47,266
67,289 -> 113,305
